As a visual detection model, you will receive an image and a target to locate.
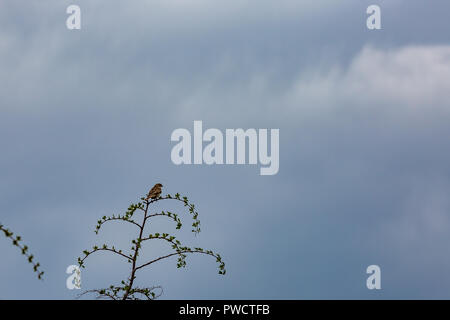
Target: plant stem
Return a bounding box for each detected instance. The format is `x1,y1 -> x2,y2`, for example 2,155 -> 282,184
122,201 -> 149,300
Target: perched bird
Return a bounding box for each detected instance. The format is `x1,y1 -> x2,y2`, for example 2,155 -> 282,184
146,183 -> 163,200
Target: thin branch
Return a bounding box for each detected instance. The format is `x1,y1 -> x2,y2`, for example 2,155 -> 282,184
144,195 -> 201,233
0,223 -> 44,280
135,250 -> 218,271
80,247 -> 132,264
147,195 -> 192,206
99,217 -> 141,229
126,285 -> 163,300
77,289 -> 118,300
145,213 -> 167,220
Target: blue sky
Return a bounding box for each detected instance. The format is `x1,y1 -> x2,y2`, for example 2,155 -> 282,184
1,0 -> 450,299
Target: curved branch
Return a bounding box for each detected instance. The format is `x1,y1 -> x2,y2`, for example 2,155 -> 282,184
147,195 -> 194,207
79,247 -> 132,265
144,213 -> 183,230
98,216 -> 141,230
135,249 -> 218,272
126,286 -> 163,300
143,195 -> 201,233
145,213 -> 167,220
0,223 -> 44,280
77,289 -> 118,300
140,235 -> 176,243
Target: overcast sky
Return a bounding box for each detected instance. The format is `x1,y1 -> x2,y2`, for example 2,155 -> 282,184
1,0 -> 450,299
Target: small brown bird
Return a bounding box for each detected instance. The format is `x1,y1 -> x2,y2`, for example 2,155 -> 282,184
146,183 -> 163,200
